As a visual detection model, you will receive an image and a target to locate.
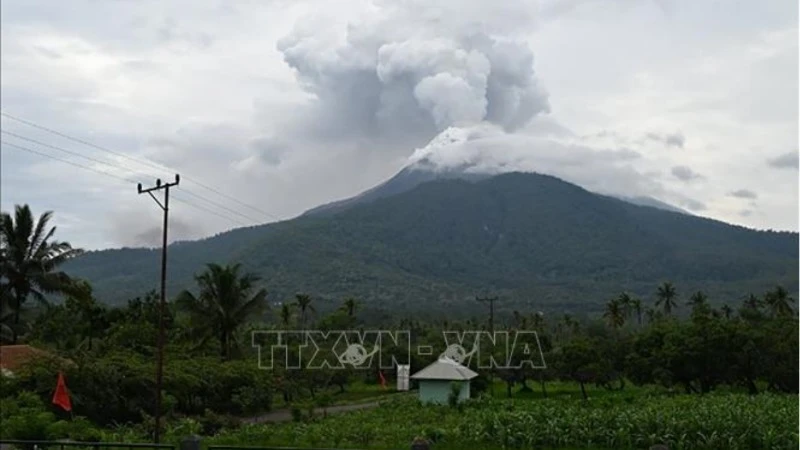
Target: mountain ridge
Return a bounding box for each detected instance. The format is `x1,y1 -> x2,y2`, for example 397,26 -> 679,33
302,162 -> 690,218
64,172 -> 798,316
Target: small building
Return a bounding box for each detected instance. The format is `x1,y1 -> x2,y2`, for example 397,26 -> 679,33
0,344 -> 69,377
411,357 -> 478,404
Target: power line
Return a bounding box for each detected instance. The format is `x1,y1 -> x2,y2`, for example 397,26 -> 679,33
2,140 -> 248,226
1,129 -> 149,179
1,130 -> 262,224
2,139 -> 135,183
1,110 -> 280,221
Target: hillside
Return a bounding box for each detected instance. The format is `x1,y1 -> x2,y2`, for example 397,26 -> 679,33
64,172 -> 798,317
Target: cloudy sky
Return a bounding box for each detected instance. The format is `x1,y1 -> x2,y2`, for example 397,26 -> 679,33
1,0 -> 797,250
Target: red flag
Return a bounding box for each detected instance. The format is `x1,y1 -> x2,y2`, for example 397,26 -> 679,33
52,372 -> 72,412
378,370 -> 387,389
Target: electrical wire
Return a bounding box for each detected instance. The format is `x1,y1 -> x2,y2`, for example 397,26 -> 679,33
2,140 -> 249,227
1,130 -> 263,224
1,110 -> 280,221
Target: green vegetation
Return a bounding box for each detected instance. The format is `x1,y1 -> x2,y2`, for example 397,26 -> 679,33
1,202 -> 799,449
62,173 -> 798,315
201,394 -> 798,450
0,204 -> 84,343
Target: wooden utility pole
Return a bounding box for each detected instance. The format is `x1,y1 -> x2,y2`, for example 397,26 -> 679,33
137,174 -> 179,443
476,296 -> 499,396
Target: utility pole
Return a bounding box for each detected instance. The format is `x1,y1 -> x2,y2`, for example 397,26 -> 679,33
476,296 -> 498,396
137,174 -> 179,444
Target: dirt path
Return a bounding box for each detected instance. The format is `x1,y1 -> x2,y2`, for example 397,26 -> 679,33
241,400 -> 382,424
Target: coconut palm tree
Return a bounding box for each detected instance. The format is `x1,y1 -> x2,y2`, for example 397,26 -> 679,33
531,311 -> 545,330
341,298 -> 358,318
0,204 -> 83,343
743,293 -> 761,310
176,263 -> 268,360
279,303 -> 294,327
294,294 -> 315,330
616,292 -> 632,318
720,304 -> 733,320
687,291 -> 708,308
630,297 -> 643,326
603,298 -> 626,330
763,286 -> 794,317
655,282 -> 678,316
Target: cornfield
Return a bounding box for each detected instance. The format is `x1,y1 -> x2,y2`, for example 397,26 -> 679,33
207,393 -> 798,449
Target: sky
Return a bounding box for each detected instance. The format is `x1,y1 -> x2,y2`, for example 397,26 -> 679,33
0,0 -> 797,250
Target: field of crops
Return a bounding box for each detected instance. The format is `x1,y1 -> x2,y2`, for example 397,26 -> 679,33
202,393 -> 798,450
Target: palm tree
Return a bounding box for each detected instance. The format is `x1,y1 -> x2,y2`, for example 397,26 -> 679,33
0,204 -> 83,343
341,298 -> 358,318
294,294 -> 315,330
655,282 -> 678,316
617,292 -> 633,318
720,304 -> 733,319
531,311 -> 545,329
630,298 -> 643,326
279,303 -> 294,327
176,263 -> 268,360
687,291 -> 708,308
743,293 -> 761,310
645,307 -> 658,324
763,286 -> 795,317
603,298 -> 625,330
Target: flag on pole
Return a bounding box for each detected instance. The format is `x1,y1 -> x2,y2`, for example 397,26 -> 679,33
52,372 -> 72,412
378,370 -> 387,389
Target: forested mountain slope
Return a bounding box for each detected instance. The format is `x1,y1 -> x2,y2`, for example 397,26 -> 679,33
64,172 -> 798,316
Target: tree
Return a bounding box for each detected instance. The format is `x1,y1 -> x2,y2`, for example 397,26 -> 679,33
0,204 -> 84,343
743,293 -> 761,310
763,286 -> 795,317
617,292 -> 632,318
720,304 -> 733,320
279,303 -> 294,327
603,298 -> 625,330
176,263 -> 268,360
655,282 -> 678,316
687,290 -> 708,308
688,291 -> 712,322
341,298 -> 358,318
294,294 -> 315,330
630,298 -> 643,326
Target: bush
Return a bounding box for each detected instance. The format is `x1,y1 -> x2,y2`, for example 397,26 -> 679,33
12,351 -> 274,426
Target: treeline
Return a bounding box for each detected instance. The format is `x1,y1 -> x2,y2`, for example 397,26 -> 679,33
1,203 -> 798,441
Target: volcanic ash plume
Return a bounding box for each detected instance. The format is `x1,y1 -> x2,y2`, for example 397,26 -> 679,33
276,0 -> 549,145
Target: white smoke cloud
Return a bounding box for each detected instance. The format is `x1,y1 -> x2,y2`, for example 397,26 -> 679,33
270,0 -> 549,160
406,123 -> 659,194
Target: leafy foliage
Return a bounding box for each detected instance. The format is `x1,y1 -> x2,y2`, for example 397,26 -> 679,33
0,204 -> 84,343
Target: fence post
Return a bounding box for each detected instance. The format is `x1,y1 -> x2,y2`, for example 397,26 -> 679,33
179,436 -> 202,450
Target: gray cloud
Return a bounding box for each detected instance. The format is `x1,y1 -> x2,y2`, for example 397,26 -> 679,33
670,165 -> 702,181
250,137 -> 287,166
739,209 -> 753,217
646,132 -> 685,148
767,151 -> 799,170
728,189 -> 758,199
